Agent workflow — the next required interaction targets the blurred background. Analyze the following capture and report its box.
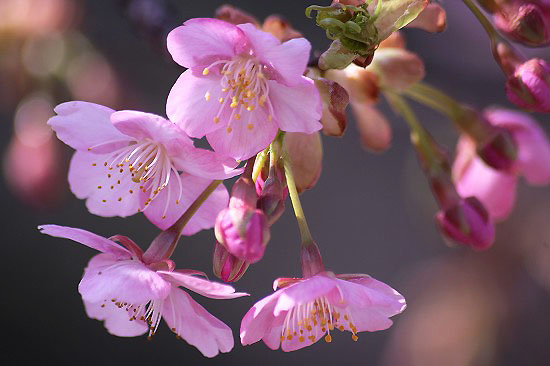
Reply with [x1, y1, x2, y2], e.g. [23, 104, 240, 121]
[2, 0, 550, 365]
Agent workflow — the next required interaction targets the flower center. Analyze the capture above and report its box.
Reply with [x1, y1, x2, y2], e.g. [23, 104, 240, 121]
[203, 56, 274, 133]
[87, 139, 183, 217]
[281, 296, 359, 344]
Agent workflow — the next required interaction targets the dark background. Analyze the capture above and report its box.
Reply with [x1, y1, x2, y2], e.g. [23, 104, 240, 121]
[2, 0, 550, 365]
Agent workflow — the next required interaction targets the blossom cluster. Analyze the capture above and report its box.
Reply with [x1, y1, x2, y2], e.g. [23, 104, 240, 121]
[36, 0, 550, 359]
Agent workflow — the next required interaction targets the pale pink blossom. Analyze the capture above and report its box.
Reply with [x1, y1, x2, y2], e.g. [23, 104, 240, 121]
[39, 224, 247, 357]
[240, 272, 405, 351]
[48, 101, 241, 232]
[166, 18, 322, 160]
[453, 108, 550, 221]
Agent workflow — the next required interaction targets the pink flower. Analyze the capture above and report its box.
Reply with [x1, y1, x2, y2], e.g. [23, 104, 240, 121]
[506, 58, 550, 113]
[453, 108, 550, 221]
[166, 18, 322, 161]
[240, 272, 405, 351]
[48, 101, 241, 232]
[39, 224, 248, 357]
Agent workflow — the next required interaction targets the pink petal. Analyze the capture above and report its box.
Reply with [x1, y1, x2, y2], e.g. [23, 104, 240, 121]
[38, 225, 130, 258]
[141, 172, 229, 233]
[111, 110, 193, 152]
[171, 144, 242, 180]
[167, 18, 246, 69]
[79, 254, 171, 304]
[48, 101, 130, 152]
[335, 276, 407, 316]
[162, 288, 234, 358]
[240, 291, 282, 346]
[68, 151, 142, 218]
[166, 70, 232, 138]
[407, 3, 446, 32]
[83, 299, 148, 337]
[206, 107, 279, 161]
[159, 270, 248, 299]
[455, 156, 518, 221]
[268, 78, 322, 134]
[486, 108, 550, 185]
[339, 304, 394, 332]
[237, 23, 310, 86]
[273, 275, 339, 316]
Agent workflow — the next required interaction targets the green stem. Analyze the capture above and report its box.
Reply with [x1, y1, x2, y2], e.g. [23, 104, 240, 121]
[385, 91, 443, 172]
[462, 0, 499, 40]
[252, 148, 269, 183]
[143, 180, 222, 262]
[282, 151, 314, 246]
[404, 82, 463, 120]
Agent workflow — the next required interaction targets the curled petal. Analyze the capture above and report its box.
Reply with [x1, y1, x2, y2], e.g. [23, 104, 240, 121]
[159, 271, 248, 299]
[38, 225, 130, 259]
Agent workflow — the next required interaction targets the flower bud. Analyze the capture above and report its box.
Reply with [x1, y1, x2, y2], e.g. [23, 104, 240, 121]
[283, 132, 323, 193]
[494, 3, 550, 47]
[407, 3, 447, 33]
[435, 196, 496, 251]
[214, 4, 259, 26]
[506, 58, 550, 113]
[262, 15, 302, 42]
[368, 48, 425, 92]
[229, 175, 258, 209]
[212, 242, 249, 282]
[257, 166, 288, 226]
[215, 206, 270, 263]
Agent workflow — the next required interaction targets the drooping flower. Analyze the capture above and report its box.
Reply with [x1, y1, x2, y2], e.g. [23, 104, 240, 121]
[39, 224, 248, 357]
[453, 108, 550, 221]
[48, 101, 241, 232]
[166, 18, 322, 161]
[240, 272, 406, 351]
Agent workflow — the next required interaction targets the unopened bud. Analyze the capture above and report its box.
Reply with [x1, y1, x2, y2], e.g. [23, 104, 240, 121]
[506, 58, 550, 113]
[229, 175, 258, 209]
[494, 4, 550, 47]
[213, 242, 249, 282]
[435, 196, 496, 251]
[257, 167, 288, 226]
[215, 206, 270, 263]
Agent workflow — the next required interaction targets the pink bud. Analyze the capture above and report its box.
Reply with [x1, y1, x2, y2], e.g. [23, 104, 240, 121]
[476, 128, 518, 171]
[229, 175, 258, 209]
[215, 206, 270, 263]
[494, 3, 550, 47]
[435, 196, 496, 251]
[212, 242, 249, 282]
[257, 167, 288, 226]
[407, 3, 447, 33]
[214, 4, 259, 26]
[506, 58, 550, 113]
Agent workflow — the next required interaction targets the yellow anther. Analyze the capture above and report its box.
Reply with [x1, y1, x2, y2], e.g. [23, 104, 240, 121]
[247, 105, 255, 111]
[213, 117, 220, 123]
[324, 334, 332, 343]
[339, 325, 345, 331]
[202, 68, 209, 75]
[287, 335, 293, 340]
[226, 126, 233, 133]
[352, 334, 358, 342]
[247, 123, 254, 130]
[218, 97, 224, 103]
[204, 92, 211, 101]
[222, 88, 229, 93]
[235, 114, 241, 120]
[299, 336, 305, 342]
[268, 114, 273, 121]
[230, 98, 238, 108]
[259, 95, 266, 107]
